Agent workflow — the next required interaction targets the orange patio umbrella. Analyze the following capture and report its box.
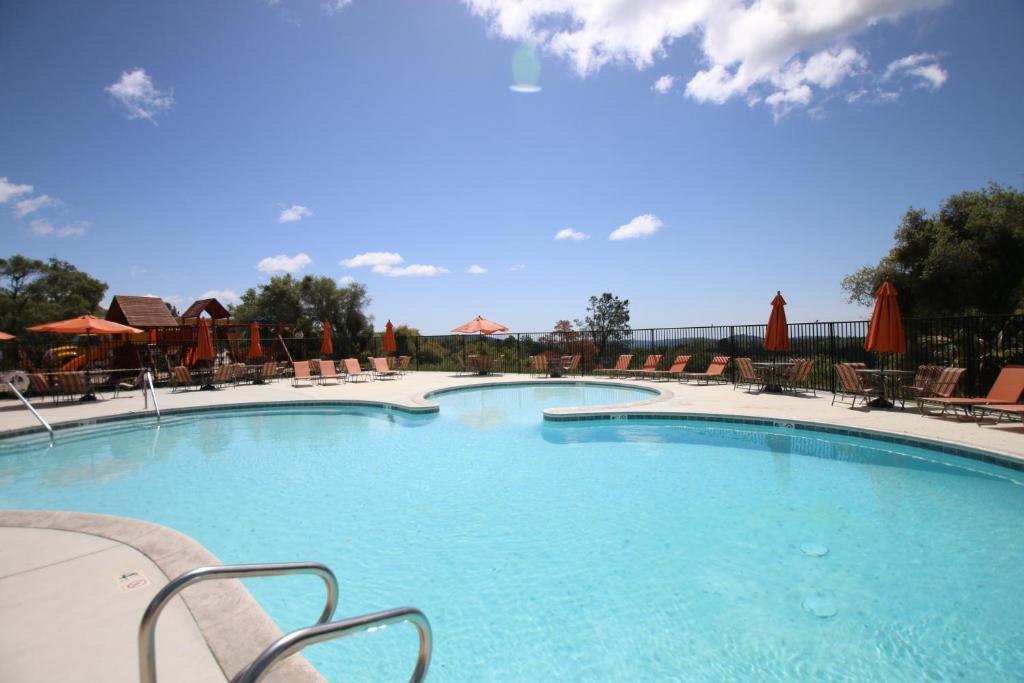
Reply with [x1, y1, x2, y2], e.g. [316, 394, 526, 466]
[148, 329, 158, 345]
[194, 318, 215, 363]
[0, 331, 15, 341]
[27, 315, 143, 336]
[763, 291, 789, 352]
[247, 321, 263, 360]
[864, 281, 906, 354]
[383, 320, 397, 355]
[451, 315, 509, 335]
[320, 321, 333, 357]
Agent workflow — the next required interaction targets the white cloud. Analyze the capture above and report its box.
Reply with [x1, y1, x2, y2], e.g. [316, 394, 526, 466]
[652, 74, 675, 94]
[322, 0, 352, 14]
[130, 265, 147, 278]
[555, 228, 590, 241]
[467, 264, 488, 274]
[373, 264, 449, 278]
[29, 219, 86, 238]
[0, 177, 33, 203]
[609, 214, 663, 241]
[884, 52, 947, 89]
[465, 0, 947, 115]
[277, 204, 312, 223]
[14, 194, 56, 217]
[105, 68, 174, 124]
[341, 251, 404, 268]
[199, 289, 241, 305]
[507, 263, 526, 271]
[256, 252, 312, 274]
[337, 275, 356, 285]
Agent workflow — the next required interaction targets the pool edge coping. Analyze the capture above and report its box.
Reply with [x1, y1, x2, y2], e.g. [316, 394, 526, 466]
[0, 510, 326, 683]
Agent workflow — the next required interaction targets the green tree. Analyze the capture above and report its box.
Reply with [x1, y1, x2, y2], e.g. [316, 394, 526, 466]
[0, 255, 107, 331]
[576, 293, 630, 358]
[842, 184, 1024, 316]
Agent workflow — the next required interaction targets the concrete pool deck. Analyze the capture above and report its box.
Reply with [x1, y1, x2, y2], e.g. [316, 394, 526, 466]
[1, 371, 1022, 682]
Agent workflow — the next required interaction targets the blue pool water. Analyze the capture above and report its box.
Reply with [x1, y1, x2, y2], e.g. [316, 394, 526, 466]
[1, 383, 1023, 682]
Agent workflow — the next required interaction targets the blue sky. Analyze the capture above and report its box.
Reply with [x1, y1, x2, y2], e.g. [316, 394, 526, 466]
[2, 0, 1022, 333]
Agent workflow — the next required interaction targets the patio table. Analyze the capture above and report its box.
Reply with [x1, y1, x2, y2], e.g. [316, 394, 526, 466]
[468, 355, 493, 375]
[752, 361, 795, 393]
[855, 368, 913, 409]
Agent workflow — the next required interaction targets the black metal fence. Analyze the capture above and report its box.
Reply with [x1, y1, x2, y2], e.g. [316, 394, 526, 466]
[4, 315, 1022, 396]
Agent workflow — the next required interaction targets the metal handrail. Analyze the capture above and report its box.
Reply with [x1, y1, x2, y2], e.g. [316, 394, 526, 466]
[143, 370, 160, 423]
[6, 381, 53, 443]
[231, 607, 431, 683]
[138, 562, 338, 683]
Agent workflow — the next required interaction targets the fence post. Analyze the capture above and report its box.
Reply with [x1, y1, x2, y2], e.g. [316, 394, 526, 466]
[828, 322, 836, 394]
[728, 326, 735, 383]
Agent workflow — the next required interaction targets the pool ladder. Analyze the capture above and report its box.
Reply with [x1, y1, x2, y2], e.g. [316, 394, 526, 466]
[138, 562, 431, 683]
[5, 380, 53, 443]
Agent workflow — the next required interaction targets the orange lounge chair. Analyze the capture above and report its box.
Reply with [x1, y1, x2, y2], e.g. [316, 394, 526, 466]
[680, 356, 730, 384]
[318, 359, 343, 385]
[647, 355, 689, 382]
[972, 403, 1024, 426]
[370, 357, 399, 380]
[623, 354, 662, 379]
[595, 354, 632, 377]
[918, 365, 1024, 418]
[343, 358, 369, 383]
[292, 360, 315, 387]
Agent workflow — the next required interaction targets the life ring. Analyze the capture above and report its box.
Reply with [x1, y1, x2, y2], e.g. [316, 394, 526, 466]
[1, 371, 30, 393]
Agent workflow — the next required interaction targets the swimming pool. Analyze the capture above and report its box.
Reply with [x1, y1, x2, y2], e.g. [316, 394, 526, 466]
[1, 383, 1022, 682]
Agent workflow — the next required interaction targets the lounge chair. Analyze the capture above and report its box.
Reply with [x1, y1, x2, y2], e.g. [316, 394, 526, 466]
[733, 358, 764, 392]
[172, 366, 198, 392]
[595, 354, 632, 378]
[260, 361, 279, 383]
[343, 358, 370, 383]
[781, 359, 816, 395]
[397, 356, 412, 375]
[973, 403, 1024, 426]
[648, 355, 689, 382]
[27, 373, 57, 402]
[370, 357, 398, 380]
[318, 359, 343, 385]
[623, 354, 662, 379]
[831, 363, 882, 408]
[112, 370, 146, 398]
[212, 364, 236, 389]
[56, 371, 87, 402]
[680, 356, 730, 384]
[291, 360, 315, 387]
[562, 354, 581, 377]
[529, 354, 548, 378]
[918, 365, 1024, 418]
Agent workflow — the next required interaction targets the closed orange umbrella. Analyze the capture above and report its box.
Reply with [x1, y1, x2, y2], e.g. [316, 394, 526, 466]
[763, 291, 789, 352]
[320, 321, 333, 357]
[27, 315, 143, 335]
[195, 318, 215, 363]
[148, 328, 158, 344]
[451, 315, 509, 335]
[383, 320, 397, 354]
[0, 331, 15, 341]
[247, 321, 263, 360]
[864, 281, 906, 353]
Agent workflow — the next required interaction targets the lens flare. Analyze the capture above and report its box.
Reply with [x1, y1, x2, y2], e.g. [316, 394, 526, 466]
[510, 43, 541, 93]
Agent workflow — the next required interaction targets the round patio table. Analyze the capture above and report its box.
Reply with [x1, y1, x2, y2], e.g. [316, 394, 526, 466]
[855, 368, 913, 409]
[752, 361, 795, 393]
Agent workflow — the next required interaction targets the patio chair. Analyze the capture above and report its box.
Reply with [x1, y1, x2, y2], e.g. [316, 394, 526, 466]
[370, 357, 399, 380]
[917, 365, 1024, 418]
[291, 360, 315, 387]
[733, 358, 764, 392]
[595, 354, 633, 378]
[623, 354, 662, 379]
[781, 359, 816, 396]
[112, 370, 146, 398]
[680, 356, 730, 384]
[56, 371, 87, 402]
[397, 356, 412, 375]
[528, 354, 547, 378]
[647, 355, 690, 382]
[260, 361, 279, 383]
[899, 365, 943, 404]
[318, 359, 343, 385]
[454, 355, 469, 376]
[212, 364, 236, 389]
[343, 358, 370, 383]
[308, 359, 322, 377]
[561, 354, 581, 377]
[28, 373, 57, 402]
[831, 363, 882, 408]
[172, 366, 198, 392]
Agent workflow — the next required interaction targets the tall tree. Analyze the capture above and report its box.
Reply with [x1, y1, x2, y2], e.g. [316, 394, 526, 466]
[576, 293, 630, 358]
[0, 255, 107, 331]
[842, 184, 1024, 316]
